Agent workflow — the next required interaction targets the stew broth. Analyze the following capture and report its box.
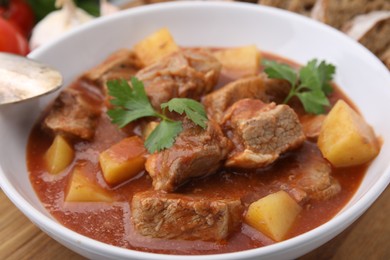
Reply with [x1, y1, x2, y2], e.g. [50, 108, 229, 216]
[27, 51, 367, 255]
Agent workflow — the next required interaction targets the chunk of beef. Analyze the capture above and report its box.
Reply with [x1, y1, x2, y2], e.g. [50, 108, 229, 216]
[82, 49, 143, 104]
[203, 74, 290, 123]
[300, 114, 326, 140]
[277, 144, 341, 202]
[84, 49, 142, 84]
[203, 76, 268, 123]
[131, 191, 243, 241]
[43, 88, 101, 140]
[136, 49, 221, 108]
[261, 73, 292, 104]
[145, 119, 231, 192]
[295, 152, 341, 200]
[222, 99, 305, 168]
[280, 186, 309, 204]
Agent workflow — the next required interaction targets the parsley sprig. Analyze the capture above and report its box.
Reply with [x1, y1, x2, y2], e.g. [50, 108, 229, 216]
[263, 59, 336, 114]
[107, 77, 208, 153]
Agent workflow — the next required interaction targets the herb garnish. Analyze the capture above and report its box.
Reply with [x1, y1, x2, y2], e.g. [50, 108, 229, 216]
[107, 77, 208, 153]
[263, 59, 336, 114]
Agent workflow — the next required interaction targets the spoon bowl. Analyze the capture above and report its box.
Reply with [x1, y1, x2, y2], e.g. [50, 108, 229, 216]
[0, 52, 62, 105]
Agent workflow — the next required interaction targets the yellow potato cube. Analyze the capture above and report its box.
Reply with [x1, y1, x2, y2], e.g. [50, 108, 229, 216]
[99, 136, 147, 186]
[134, 28, 179, 66]
[142, 121, 159, 140]
[44, 135, 74, 175]
[318, 100, 380, 167]
[245, 190, 302, 241]
[214, 45, 261, 77]
[65, 166, 113, 202]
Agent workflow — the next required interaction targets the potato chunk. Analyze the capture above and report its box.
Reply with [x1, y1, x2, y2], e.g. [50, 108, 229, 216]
[318, 100, 380, 167]
[245, 190, 302, 241]
[134, 28, 179, 66]
[99, 136, 147, 186]
[65, 166, 113, 202]
[142, 121, 159, 140]
[44, 135, 74, 174]
[214, 45, 261, 77]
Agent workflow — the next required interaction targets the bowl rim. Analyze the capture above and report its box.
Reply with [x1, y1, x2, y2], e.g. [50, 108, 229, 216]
[1, 1, 390, 259]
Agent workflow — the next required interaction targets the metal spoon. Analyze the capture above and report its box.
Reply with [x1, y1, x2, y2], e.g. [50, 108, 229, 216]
[0, 53, 62, 105]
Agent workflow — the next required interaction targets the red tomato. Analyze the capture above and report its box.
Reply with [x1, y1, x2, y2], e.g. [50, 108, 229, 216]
[0, 0, 35, 38]
[0, 17, 29, 55]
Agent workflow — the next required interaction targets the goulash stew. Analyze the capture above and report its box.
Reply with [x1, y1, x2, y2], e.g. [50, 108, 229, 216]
[27, 28, 381, 255]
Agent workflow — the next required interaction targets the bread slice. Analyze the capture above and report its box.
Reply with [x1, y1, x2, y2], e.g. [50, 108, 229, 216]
[258, 0, 316, 16]
[311, 0, 390, 29]
[380, 48, 390, 70]
[343, 11, 390, 57]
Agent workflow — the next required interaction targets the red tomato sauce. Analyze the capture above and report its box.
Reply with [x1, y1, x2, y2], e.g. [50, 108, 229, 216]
[26, 51, 367, 255]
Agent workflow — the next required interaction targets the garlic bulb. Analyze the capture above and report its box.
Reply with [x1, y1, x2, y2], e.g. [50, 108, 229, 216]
[100, 0, 119, 16]
[30, 0, 94, 50]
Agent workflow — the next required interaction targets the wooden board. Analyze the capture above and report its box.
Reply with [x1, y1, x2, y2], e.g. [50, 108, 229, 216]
[1, 187, 389, 259]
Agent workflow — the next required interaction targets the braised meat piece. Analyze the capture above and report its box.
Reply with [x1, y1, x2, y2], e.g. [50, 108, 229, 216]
[294, 150, 341, 200]
[43, 88, 101, 140]
[262, 74, 292, 104]
[300, 114, 326, 140]
[84, 49, 142, 84]
[136, 49, 221, 108]
[131, 191, 243, 241]
[278, 147, 341, 202]
[222, 99, 305, 168]
[82, 49, 143, 104]
[203, 76, 268, 123]
[145, 119, 231, 192]
[203, 75, 290, 123]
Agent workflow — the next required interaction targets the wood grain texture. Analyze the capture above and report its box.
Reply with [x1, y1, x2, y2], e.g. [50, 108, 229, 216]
[1, 187, 389, 259]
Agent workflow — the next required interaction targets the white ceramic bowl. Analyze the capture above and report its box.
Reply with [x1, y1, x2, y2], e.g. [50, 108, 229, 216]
[1, 2, 390, 260]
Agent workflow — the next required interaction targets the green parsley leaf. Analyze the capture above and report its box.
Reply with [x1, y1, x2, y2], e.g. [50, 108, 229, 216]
[299, 59, 322, 91]
[297, 90, 330, 114]
[161, 98, 208, 129]
[107, 78, 158, 127]
[107, 77, 209, 153]
[263, 59, 297, 87]
[144, 120, 183, 153]
[263, 58, 336, 114]
[317, 60, 336, 95]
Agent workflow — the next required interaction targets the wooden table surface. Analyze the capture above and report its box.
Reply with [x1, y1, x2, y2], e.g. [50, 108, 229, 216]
[1, 186, 389, 260]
